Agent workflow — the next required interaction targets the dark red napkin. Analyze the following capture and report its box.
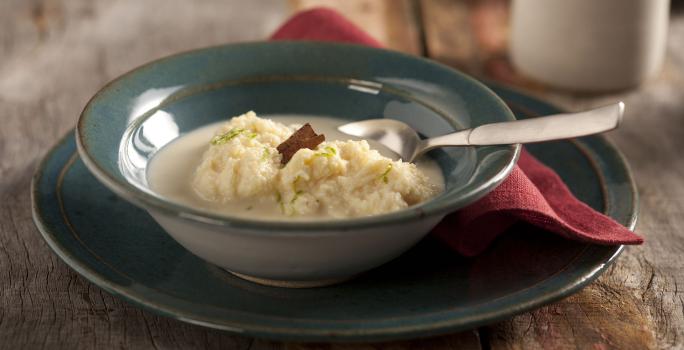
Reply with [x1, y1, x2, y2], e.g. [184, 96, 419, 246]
[271, 8, 643, 256]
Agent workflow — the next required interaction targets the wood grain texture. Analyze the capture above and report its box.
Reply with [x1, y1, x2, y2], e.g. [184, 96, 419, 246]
[420, 0, 541, 87]
[2, 0, 683, 349]
[0, 0, 477, 349]
[421, 0, 684, 349]
[290, 0, 422, 55]
[0, 0, 278, 349]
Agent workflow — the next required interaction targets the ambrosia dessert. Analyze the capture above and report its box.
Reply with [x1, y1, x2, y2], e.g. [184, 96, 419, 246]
[149, 111, 443, 219]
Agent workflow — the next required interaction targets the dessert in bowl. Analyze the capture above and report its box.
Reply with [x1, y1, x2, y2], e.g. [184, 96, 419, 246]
[76, 41, 519, 287]
[150, 111, 445, 221]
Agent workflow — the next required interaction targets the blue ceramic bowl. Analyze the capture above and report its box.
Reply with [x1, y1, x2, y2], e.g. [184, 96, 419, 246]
[76, 42, 519, 287]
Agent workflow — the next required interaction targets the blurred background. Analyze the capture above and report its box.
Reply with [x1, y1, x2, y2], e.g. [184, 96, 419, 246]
[1, 0, 681, 95]
[2, 0, 681, 174]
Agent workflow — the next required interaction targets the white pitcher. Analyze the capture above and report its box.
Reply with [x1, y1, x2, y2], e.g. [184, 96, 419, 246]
[510, 0, 670, 91]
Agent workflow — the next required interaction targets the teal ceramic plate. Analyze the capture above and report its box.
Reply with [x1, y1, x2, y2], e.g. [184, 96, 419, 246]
[32, 84, 637, 342]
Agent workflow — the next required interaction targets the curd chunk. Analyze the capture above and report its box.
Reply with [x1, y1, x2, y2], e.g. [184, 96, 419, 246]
[191, 111, 438, 218]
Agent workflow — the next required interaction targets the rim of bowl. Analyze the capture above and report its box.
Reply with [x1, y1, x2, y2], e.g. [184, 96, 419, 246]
[76, 41, 521, 232]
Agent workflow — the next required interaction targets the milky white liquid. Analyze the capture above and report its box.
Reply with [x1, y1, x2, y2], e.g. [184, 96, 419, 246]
[147, 116, 445, 220]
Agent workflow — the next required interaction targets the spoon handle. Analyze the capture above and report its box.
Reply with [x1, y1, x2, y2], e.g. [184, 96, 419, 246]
[421, 102, 624, 151]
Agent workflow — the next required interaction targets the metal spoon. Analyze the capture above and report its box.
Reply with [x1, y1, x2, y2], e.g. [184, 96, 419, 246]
[338, 102, 624, 162]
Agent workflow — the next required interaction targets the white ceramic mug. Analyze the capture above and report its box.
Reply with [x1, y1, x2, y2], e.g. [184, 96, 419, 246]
[510, 0, 670, 91]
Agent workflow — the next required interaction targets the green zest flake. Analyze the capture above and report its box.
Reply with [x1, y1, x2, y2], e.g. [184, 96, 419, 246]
[290, 175, 304, 204]
[276, 192, 285, 213]
[314, 146, 337, 158]
[291, 190, 304, 204]
[292, 176, 302, 191]
[380, 163, 393, 184]
[261, 147, 271, 161]
[290, 176, 305, 204]
[210, 128, 245, 145]
[248, 131, 258, 139]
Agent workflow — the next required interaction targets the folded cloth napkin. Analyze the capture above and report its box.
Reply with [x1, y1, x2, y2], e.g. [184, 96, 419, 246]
[271, 8, 644, 256]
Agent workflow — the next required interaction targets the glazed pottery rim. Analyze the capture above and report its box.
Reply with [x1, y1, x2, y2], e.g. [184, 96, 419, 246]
[75, 41, 521, 231]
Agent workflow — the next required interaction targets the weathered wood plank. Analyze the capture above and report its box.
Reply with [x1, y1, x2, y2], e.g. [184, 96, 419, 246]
[420, 0, 540, 87]
[0, 0, 479, 349]
[420, 0, 684, 349]
[420, 0, 477, 72]
[251, 331, 482, 350]
[290, 0, 422, 55]
[2, 0, 684, 348]
[0, 0, 284, 349]
[485, 266, 658, 349]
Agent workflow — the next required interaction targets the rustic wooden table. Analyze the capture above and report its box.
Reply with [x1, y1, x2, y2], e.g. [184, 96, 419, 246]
[2, 1, 683, 349]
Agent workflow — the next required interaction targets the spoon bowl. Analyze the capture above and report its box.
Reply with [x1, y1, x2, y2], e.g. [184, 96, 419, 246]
[338, 119, 424, 161]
